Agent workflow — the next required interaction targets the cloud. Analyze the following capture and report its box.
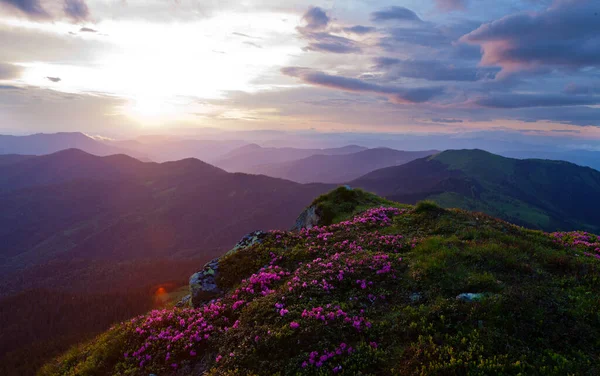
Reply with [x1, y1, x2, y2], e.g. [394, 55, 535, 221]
[371, 6, 422, 23]
[63, 0, 89, 21]
[434, 0, 468, 12]
[232, 32, 259, 39]
[282, 67, 444, 104]
[460, 0, 600, 74]
[243, 41, 262, 49]
[0, 84, 23, 90]
[342, 25, 377, 35]
[46, 76, 62, 82]
[0, 0, 49, 18]
[564, 83, 600, 95]
[431, 118, 464, 123]
[302, 32, 361, 54]
[476, 93, 600, 108]
[80, 27, 97, 33]
[296, 6, 361, 54]
[0, 62, 23, 80]
[374, 57, 497, 81]
[301, 6, 330, 31]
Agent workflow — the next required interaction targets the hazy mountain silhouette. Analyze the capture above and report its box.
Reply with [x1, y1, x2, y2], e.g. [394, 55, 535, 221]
[0, 149, 331, 294]
[0, 132, 140, 158]
[214, 144, 367, 172]
[247, 148, 438, 183]
[111, 136, 248, 163]
[352, 149, 600, 232]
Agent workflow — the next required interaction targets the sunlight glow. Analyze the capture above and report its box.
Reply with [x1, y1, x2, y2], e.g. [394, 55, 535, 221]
[11, 11, 303, 125]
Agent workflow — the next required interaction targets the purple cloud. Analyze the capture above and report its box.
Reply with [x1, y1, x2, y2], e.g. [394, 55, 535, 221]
[302, 6, 330, 30]
[476, 93, 600, 108]
[434, 0, 467, 12]
[373, 57, 497, 82]
[343, 25, 377, 35]
[302, 32, 361, 54]
[0, 0, 49, 18]
[0, 62, 23, 80]
[371, 6, 422, 23]
[460, 0, 600, 74]
[282, 67, 444, 104]
[64, 0, 89, 21]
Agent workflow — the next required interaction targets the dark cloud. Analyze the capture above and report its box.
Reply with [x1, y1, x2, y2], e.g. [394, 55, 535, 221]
[476, 93, 600, 108]
[515, 105, 600, 126]
[374, 57, 497, 81]
[0, 0, 49, 18]
[46, 76, 62, 82]
[301, 6, 330, 31]
[0, 62, 23, 80]
[0, 84, 23, 90]
[564, 83, 600, 95]
[377, 20, 480, 51]
[244, 41, 262, 49]
[79, 27, 97, 33]
[297, 7, 361, 54]
[342, 25, 377, 35]
[434, 0, 468, 12]
[302, 32, 361, 54]
[431, 118, 464, 123]
[460, 0, 600, 74]
[63, 0, 89, 21]
[282, 67, 444, 103]
[371, 6, 422, 23]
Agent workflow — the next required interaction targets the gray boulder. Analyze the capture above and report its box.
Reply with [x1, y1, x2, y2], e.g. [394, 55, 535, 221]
[291, 205, 321, 231]
[226, 230, 267, 256]
[190, 258, 221, 307]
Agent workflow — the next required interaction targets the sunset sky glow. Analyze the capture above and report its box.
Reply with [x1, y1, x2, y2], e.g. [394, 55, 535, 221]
[0, 0, 599, 140]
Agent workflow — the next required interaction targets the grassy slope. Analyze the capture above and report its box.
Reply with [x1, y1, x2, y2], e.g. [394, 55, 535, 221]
[427, 150, 600, 232]
[40, 188, 600, 376]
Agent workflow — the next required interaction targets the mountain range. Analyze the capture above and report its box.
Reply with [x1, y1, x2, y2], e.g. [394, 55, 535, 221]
[352, 149, 600, 232]
[240, 148, 438, 183]
[0, 149, 330, 374]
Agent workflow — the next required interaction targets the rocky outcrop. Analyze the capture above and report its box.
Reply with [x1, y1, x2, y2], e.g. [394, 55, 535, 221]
[291, 205, 321, 231]
[188, 231, 269, 308]
[226, 230, 268, 256]
[189, 258, 221, 307]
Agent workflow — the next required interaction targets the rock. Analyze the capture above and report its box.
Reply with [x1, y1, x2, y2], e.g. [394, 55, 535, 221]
[175, 294, 191, 308]
[190, 258, 222, 308]
[291, 205, 321, 231]
[456, 293, 486, 302]
[226, 230, 267, 256]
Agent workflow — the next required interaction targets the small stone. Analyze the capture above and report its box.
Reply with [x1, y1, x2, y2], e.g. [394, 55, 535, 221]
[456, 293, 486, 302]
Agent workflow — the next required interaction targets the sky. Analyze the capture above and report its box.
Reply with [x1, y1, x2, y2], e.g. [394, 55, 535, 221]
[0, 0, 600, 142]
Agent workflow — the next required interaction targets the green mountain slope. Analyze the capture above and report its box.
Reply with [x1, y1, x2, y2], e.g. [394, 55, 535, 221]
[352, 149, 600, 232]
[41, 188, 600, 376]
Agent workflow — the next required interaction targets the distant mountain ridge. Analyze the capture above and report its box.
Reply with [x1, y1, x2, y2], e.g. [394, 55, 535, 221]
[246, 148, 438, 183]
[352, 149, 600, 232]
[0, 132, 140, 158]
[214, 144, 368, 172]
[0, 149, 331, 285]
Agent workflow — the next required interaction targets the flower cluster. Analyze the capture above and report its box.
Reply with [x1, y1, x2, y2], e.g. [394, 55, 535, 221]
[122, 207, 408, 373]
[302, 342, 354, 369]
[300, 305, 372, 331]
[551, 231, 600, 260]
[127, 301, 229, 369]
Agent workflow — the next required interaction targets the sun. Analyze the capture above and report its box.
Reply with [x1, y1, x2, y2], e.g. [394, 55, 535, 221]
[125, 97, 180, 125]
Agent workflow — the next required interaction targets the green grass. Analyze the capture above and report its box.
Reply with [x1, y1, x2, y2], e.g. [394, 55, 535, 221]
[41, 189, 600, 376]
[311, 186, 404, 225]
